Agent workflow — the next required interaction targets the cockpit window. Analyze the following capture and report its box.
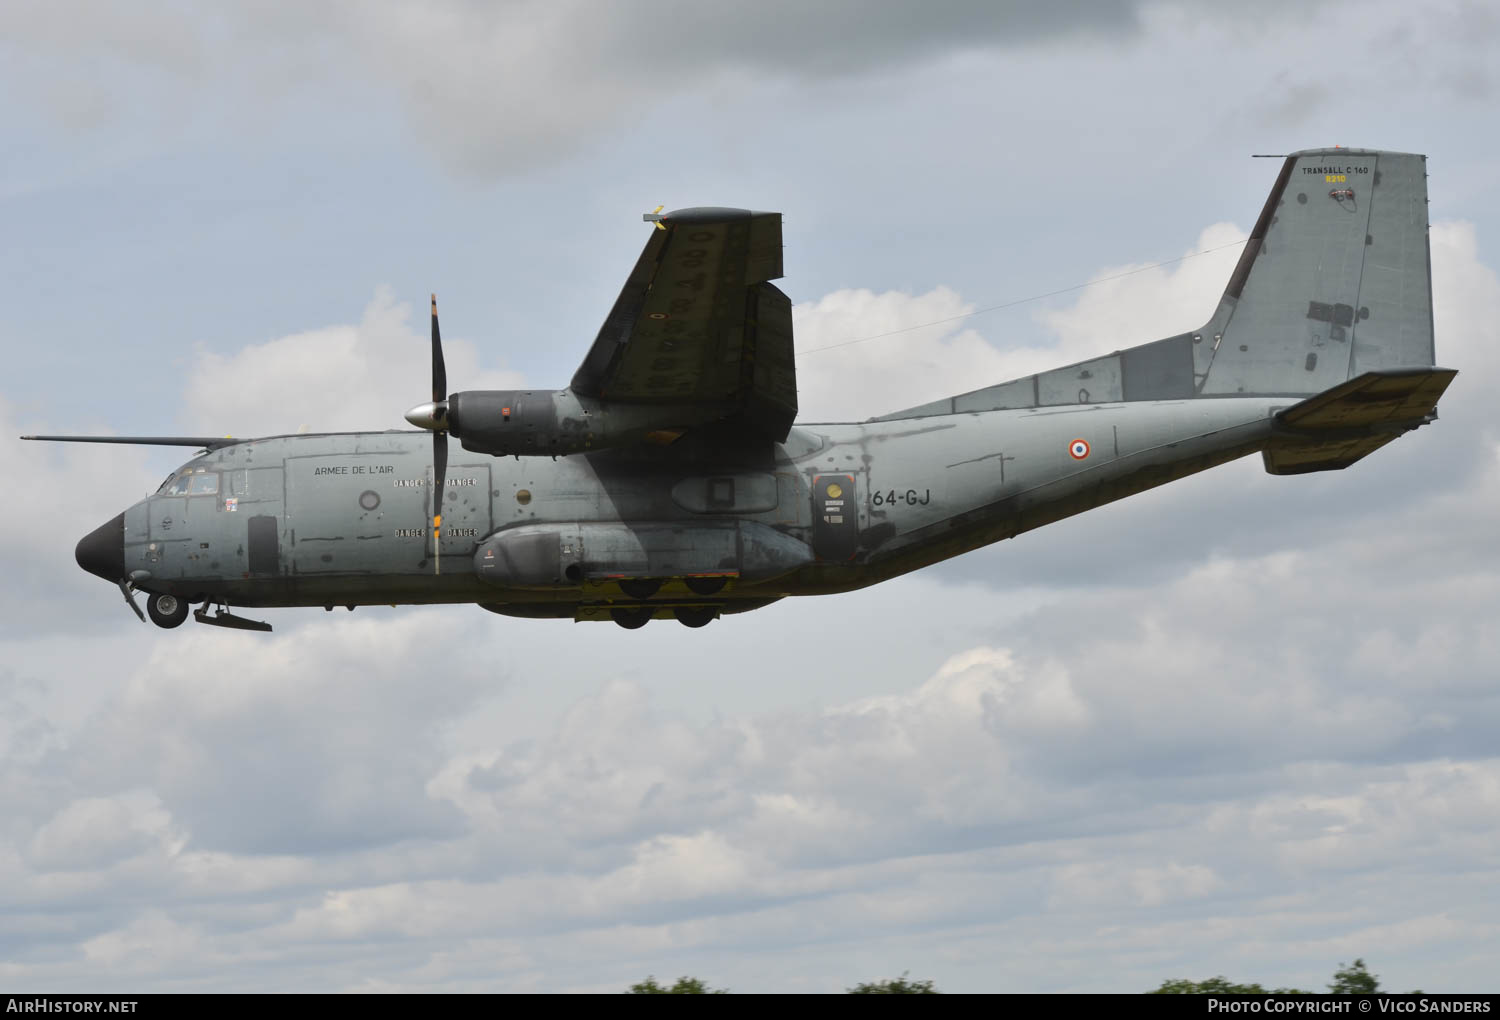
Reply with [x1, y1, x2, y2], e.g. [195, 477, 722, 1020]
[157, 473, 176, 494]
[187, 472, 220, 495]
[169, 475, 192, 495]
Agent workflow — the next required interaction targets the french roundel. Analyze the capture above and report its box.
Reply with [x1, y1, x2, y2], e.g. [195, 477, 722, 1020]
[1069, 438, 1090, 460]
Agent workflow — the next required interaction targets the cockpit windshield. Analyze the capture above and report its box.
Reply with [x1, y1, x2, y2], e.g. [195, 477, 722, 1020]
[157, 467, 217, 496]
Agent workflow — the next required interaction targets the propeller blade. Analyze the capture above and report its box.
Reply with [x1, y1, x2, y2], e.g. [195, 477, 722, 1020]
[432, 430, 447, 576]
[424, 293, 449, 574]
[431, 294, 447, 406]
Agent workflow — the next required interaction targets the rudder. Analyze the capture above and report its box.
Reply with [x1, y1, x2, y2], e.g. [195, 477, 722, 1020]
[1198, 148, 1435, 395]
[872, 148, 1439, 421]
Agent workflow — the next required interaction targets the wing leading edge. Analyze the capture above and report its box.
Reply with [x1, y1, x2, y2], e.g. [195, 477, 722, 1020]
[21, 435, 240, 450]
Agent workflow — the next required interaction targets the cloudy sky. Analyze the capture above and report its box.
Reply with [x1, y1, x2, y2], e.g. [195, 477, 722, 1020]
[3, 0, 1499, 994]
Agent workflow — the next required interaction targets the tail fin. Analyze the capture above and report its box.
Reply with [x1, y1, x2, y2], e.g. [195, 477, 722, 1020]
[1199, 147, 1435, 394]
[874, 148, 1440, 420]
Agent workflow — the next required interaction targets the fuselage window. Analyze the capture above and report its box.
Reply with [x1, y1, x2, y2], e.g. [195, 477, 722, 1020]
[187, 473, 220, 496]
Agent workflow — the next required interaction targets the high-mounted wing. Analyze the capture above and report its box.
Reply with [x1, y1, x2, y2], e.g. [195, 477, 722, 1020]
[572, 207, 797, 442]
[21, 435, 240, 450]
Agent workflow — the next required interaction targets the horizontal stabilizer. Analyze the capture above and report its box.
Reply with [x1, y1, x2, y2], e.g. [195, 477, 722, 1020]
[1262, 367, 1456, 474]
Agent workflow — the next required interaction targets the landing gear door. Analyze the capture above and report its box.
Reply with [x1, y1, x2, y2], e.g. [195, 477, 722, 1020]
[811, 473, 860, 562]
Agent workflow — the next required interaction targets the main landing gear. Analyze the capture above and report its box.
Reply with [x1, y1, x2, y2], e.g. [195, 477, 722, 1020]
[608, 605, 721, 630]
[610, 607, 652, 629]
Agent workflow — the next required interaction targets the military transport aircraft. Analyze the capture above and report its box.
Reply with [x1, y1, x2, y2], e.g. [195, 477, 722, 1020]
[25, 147, 1455, 632]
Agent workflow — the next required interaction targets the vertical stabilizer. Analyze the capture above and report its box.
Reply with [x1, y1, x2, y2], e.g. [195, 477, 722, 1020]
[1198, 148, 1435, 395]
[874, 148, 1439, 421]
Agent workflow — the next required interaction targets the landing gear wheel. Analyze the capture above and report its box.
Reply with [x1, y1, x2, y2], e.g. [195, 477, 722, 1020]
[146, 593, 190, 629]
[675, 608, 717, 628]
[618, 579, 661, 600]
[684, 576, 727, 596]
[611, 607, 653, 630]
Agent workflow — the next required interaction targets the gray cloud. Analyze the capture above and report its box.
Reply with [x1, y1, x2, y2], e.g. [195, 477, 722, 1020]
[932, 220, 1500, 591]
[5, 450, 1498, 986]
[4, 0, 1500, 992]
[53, 617, 487, 856]
[5, 212, 1494, 991]
[0, 1, 1138, 177]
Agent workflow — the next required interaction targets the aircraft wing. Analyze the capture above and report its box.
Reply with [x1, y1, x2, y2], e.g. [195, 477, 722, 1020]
[571, 207, 797, 441]
[21, 434, 240, 450]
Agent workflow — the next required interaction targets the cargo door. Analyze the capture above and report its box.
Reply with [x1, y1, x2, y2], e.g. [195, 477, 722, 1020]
[229, 466, 285, 577]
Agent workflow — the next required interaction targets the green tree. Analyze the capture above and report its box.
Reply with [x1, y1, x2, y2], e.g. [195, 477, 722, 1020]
[1150, 959, 1400, 995]
[847, 972, 939, 994]
[1329, 959, 1379, 995]
[1150, 977, 1273, 994]
[1150, 977, 1312, 994]
[626, 975, 728, 994]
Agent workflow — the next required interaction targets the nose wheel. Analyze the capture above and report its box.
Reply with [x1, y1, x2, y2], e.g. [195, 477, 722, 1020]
[146, 593, 190, 629]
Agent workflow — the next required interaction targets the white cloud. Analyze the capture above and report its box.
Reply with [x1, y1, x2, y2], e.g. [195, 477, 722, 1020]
[1035, 221, 1248, 355]
[0, 398, 166, 634]
[793, 222, 1248, 421]
[4, 205, 1498, 992]
[181, 287, 524, 437]
[794, 287, 1013, 420]
[27, 791, 179, 873]
[74, 613, 487, 855]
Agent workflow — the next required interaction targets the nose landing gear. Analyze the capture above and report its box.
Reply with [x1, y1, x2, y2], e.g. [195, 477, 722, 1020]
[146, 592, 190, 629]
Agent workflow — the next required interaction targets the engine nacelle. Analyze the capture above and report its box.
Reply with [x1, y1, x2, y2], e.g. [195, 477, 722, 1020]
[473, 520, 813, 591]
[448, 390, 725, 457]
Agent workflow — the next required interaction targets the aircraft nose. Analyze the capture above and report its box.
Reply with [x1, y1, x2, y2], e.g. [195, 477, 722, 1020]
[75, 513, 125, 582]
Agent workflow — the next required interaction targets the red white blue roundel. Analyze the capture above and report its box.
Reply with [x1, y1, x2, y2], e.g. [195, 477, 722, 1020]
[1069, 438, 1090, 460]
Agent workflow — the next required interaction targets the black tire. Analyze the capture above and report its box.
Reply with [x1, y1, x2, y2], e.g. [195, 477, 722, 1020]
[611, 607, 652, 630]
[147, 593, 190, 629]
[618, 578, 661, 600]
[684, 575, 727, 596]
[675, 607, 717, 629]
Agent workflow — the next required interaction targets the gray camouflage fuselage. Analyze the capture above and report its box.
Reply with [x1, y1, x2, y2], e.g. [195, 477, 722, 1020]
[124, 393, 1282, 620]
[57, 147, 1454, 628]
